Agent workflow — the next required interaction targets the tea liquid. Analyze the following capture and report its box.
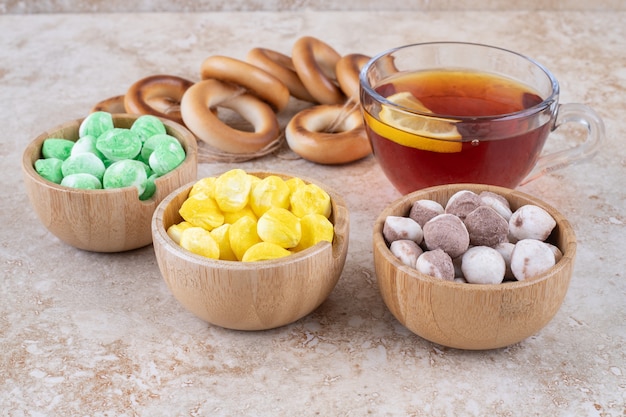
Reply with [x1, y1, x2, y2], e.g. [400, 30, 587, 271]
[366, 70, 549, 193]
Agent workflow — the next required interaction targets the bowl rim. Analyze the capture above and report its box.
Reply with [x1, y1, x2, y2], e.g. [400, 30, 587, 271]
[21, 113, 198, 202]
[373, 183, 576, 290]
[151, 170, 350, 267]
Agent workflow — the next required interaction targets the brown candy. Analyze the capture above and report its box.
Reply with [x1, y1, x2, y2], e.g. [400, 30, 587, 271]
[423, 213, 469, 259]
[464, 205, 509, 247]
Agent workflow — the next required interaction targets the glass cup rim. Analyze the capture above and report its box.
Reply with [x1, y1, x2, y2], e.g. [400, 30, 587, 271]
[359, 41, 560, 122]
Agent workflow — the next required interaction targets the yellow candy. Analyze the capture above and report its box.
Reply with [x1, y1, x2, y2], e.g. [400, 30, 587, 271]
[179, 227, 220, 259]
[178, 193, 224, 231]
[293, 213, 334, 252]
[250, 175, 291, 217]
[189, 176, 216, 198]
[229, 216, 262, 261]
[223, 205, 258, 225]
[290, 183, 332, 218]
[285, 176, 306, 194]
[213, 169, 253, 212]
[166, 221, 193, 244]
[257, 207, 302, 249]
[242, 242, 291, 262]
[210, 223, 238, 261]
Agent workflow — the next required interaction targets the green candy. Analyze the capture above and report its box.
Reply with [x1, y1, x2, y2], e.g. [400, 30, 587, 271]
[35, 158, 64, 184]
[61, 173, 103, 189]
[131, 115, 167, 143]
[61, 153, 106, 181]
[140, 133, 180, 162]
[42, 138, 74, 160]
[79, 111, 114, 138]
[103, 159, 148, 196]
[71, 134, 105, 159]
[139, 174, 158, 201]
[96, 128, 142, 162]
[149, 141, 186, 176]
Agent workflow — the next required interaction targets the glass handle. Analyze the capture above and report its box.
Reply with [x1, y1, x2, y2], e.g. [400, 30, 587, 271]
[521, 103, 605, 186]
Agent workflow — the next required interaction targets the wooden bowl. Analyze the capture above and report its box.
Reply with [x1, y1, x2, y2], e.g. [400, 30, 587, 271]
[373, 183, 576, 350]
[151, 172, 350, 331]
[22, 114, 198, 252]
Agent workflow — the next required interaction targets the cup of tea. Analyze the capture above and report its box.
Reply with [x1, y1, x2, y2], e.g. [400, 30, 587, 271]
[359, 42, 605, 194]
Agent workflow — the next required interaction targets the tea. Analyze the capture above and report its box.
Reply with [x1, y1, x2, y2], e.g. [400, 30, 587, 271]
[363, 70, 549, 193]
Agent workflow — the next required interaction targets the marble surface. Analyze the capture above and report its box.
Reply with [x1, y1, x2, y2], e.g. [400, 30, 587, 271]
[1, 9, 625, 417]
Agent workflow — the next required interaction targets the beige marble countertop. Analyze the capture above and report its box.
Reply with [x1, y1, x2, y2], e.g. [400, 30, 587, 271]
[1, 9, 625, 417]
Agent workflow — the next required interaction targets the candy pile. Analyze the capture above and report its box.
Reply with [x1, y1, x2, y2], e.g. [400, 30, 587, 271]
[168, 169, 334, 262]
[34, 112, 186, 200]
[383, 189, 561, 284]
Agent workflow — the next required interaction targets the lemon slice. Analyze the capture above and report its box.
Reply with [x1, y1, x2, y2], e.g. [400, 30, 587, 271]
[366, 91, 462, 153]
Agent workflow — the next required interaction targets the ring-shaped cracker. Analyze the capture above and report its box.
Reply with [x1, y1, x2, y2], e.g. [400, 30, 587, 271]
[124, 74, 194, 125]
[246, 47, 317, 103]
[336, 53, 371, 103]
[285, 104, 372, 164]
[181, 79, 280, 154]
[200, 55, 290, 112]
[292, 36, 345, 105]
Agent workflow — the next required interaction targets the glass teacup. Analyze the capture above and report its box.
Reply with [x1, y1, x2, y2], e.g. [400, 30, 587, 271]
[360, 42, 605, 194]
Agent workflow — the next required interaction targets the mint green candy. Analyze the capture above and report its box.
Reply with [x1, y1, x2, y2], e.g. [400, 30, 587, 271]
[149, 141, 186, 176]
[42, 138, 74, 160]
[140, 133, 180, 161]
[103, 160, 148, 196]
[71, 134, 105, 159]
[61, 153, 106, 181]
[61, 173, 103, 189]
[79, 111, 114, 138]
[35, 158, 64, 184]
[139, 174, 158, 201]
[131, 115, 167, 143]
[96, 128, 142, 162]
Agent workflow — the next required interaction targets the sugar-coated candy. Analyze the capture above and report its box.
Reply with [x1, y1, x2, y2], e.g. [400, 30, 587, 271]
[149, 141, 185, 176]
[250, 175, 291, 217]
[293, 213, 334, 252]
[139, 173, 157, 201]
[290, 183, 331, 218]
[445, 190, 481, 220]
[35, 158, 63, 184]
[416, 248, 455, 281]
[79, 111, 114, 139]
[96, 128, 142, 162]
[180, 227, 220, 259]
[61, 152, 106, 181]
[229, 216, 262, 261]
[383, 216, 423, 244]
[423, 213, 469, 259]
[210, 224, 238, 261]
[140, 133, 180, 161]
[214, 169, 253, 212]
[409, 199, 444, 227]
[102, 159, 148, 195]
[479, 191, 512, 221]
[461, 246, 506, 284]
[130, 114, 167, 143]
[242, 242, 291, 262]
[60, 173, 102, 189]
[389, 239, 423, 268]
[178, 193, 224, 230]
[167, 221, 193, 245]
[70, 135, 104, 160]
[42, 138, 74, 160]
[510, 239, 555, 281]
[509, 205, 556, 241]
[463, 205, 508, 247]
[257, 207, 302, 249]
[189, 176, 216, 198]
